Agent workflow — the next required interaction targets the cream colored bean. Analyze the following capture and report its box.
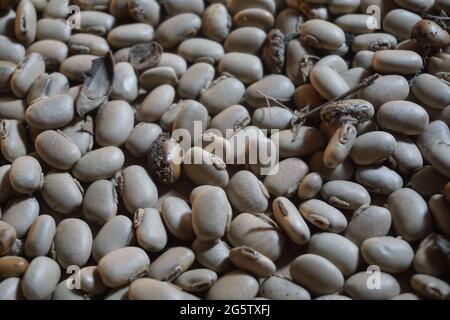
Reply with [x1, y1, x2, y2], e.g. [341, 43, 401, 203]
[125, 123, 162, 158]
[15, 0, 37, 46]
[147, 247, 194, 281]
[82, 179, 118, 225]
[174, 269, 218, 293]
[0, 277, 23, 300]
[207, 270, 259, 300]
[98, 247, 150, 288]
[290, 254, 344, 296]
[59, 54, 97, 82]
[252, 107, 293, 130]
[0, 63, 15, 94]
[412, 73, 450, 109]
[191, 186, 231, 241]
[134, 208, 167, 253]
[218, 53, 263, 85]
[344, 271, 400, 300]
[310, 65, 350, 100]
[0, 98, 26, 121]
[227, 213, 285, 261]
[361, 236, 414, 273]
[72, 146, 124, 182]
[95, 101, 134, 147]
[308, 233, 360, 277]
[36, 18, 70, 42]
[350, 131, 396, 165]
[25, 94, 74, 130]
[233, 8, 275, 32]
[35, 130, 81, 170]
[229, 246, 276, 277]
[345, 204, 391, 247]
[372, 50, 423, 75]
[273, 197, 310, 245]
[24, 214, 55, 259]
[128, 278, 197, 300]
[92, 215, 134, 262]
[2, 196, 39, 238]
[54, 218, 92, 269]
[355, 165, 403, 195]
[61, 116, 94, 156]
[388, 188, 432, 242]
[321, 180, 371, 210]
[209, 105, 250, 136]
[226, 170, 269, 214]
[377, 100, 429, 135]
[160, 196, 195, 241]
[107, 23, 153, 48]
[298, 199, 348, 233]
[263, 158, 309, 197]
[111, 62, 138, 103]
[352, 33, 397, 52]
[298, 172, 323, 200]
[25, 72, 69, 104]
[392, 135, 423, 174]
[272, 127, 324, 158]
[382, 9, 421, 40]
[9, 156, 42, 194]
[299, 19, 346, 51]
[178, 63, 215, 99]
[0, 36, 25, 63]
[192, 239, 231, 273]
[21, 256, 60, 300]
[183, 147, 229, 188]
[224, 27, 267, 55]
[41, 171, 83, 215]
[68, 33, 110, 56]
[137, 85, 175, 122]
[0, 119, 29, 162]
[202, 3, 231, 42]
[200, 77, 245, 115]
[178, 38, 224, 64]
[323, 124, 357, 168]
[260, 276, 311, 300]
[119, 165, 158, 214]
[10, 53, 45, 98]
[245, 75, 295, 108]
[156, 13, 201, 49]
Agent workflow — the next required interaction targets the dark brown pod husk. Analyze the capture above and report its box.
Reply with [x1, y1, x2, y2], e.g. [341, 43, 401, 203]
[147, 133, 182, 185]
[76, 51, 115, 117]
[320, 100, 373, 131]
[129, 42, 163, 73]
[411, 19, 450, 51]
[0, 0, 18, 10]
[262, 29, 286, 74]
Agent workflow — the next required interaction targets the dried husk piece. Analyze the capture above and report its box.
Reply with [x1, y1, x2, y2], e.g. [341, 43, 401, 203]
[262, 29, 286, 74]
[320, 100, 373, 131]
[76, 51, 115, 117]
[129, 42, 163, 73]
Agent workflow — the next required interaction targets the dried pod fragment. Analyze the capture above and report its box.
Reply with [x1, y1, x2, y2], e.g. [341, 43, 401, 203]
[147, 133, 182, 185]
[262, 29, 286, 74]
[320, 100, 374, 131]
[76, 51, 115, 117]
[129, 42, 163, 73]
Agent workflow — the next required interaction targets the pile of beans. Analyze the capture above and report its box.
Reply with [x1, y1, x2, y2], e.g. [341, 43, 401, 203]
[0, 0, 450, 301]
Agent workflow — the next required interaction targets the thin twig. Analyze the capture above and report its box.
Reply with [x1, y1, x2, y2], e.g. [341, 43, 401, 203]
[290, 73, 380, 142]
